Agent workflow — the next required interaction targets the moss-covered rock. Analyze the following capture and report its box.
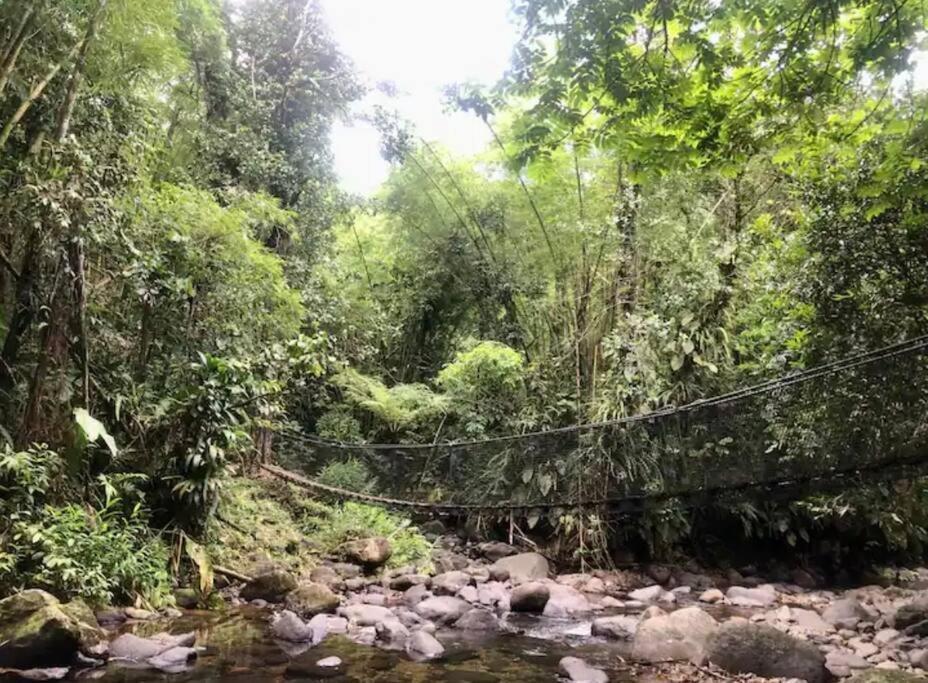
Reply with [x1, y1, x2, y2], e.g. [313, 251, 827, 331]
[284, 582, 340, 617]
[341, 537, 392, 568]
[706, 620, 826, 683]
[173, 588, 200, 609]
[58, 598, 98, 628]
[240, 569, 298, 602]
[0, 590, 106, 668]
[848, 672, 926, 683]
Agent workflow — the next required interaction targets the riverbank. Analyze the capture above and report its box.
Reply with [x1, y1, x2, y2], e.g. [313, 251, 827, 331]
[6, 525, 928, 682]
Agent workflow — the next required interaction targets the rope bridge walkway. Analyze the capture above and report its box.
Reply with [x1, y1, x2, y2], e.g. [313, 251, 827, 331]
[265, 335, 928, 516]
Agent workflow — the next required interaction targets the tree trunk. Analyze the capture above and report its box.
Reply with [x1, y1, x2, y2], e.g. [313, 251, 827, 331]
[18, 255, 68, 445]
[136, 301, 153, 380]
[0, 4, 36, 97]
[0, 231, 39, 398]
[67, 239, 89, 406]
[55, 0, 108, 141]
[0, 36, 86, 151]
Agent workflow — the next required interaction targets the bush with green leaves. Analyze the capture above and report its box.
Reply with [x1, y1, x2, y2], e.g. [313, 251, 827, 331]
[316, 459, 376, 493]
[438, 341, 525, 437]
[0, 444, 62, 516]
[334, 368, 447, 440]
[315, 405, 364, 442]
[1, 503, 170, 606]
[299, 501, 432, 570]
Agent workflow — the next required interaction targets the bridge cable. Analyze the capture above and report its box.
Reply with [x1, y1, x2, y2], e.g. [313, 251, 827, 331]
[277, 333, 928, 452]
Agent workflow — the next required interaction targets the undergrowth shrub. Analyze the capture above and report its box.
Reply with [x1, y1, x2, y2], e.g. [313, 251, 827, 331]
[1, 504, 171, 606]
[334, 368, 447, 439]
[262, 479, 433, 570]
[316, 459, 376, 493]
[315, 406, 364, 442]
[438, 340, 525, 437]
[302, 501, 432, 569]
[0, 444, 170, 606]
[0, 444, 63, 515]
[207, 477, 316, 575]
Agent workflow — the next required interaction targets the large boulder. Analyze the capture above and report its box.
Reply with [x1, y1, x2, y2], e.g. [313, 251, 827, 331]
[270, 610, 314, 642]
[415, 596, 470, 625]
[706, 620, 826, 683]
[477, 582, 510, 612]
[726, 585, 776, 607]
[631, 606, 718, 664]
[510, 582, 550, 613]
[389, 574, 429, 591]
[308, 566, 343, 590]
[144, 646, 197, 673]
[893, 594, 928, 629]
[240, 569, 298, 602]
[432, 551, 469, 574]
[628, 585, 664, 602]
[543, 583, 591, 618]
[823, 597, 869, 627]
[284, 583, 340, 617]
[491, 552, 549, 583]
[109, 632, 196, 663]
[0, 590, 106, 668]
[559, 656, 609, 683]
[341, 537, 392, 569]
[404, 584, 432, 607]
[454, 608, 499, 631]
[431, 571, 471, 596]
[331, 562, 362, 579]
[479, 541, 517, 562]
[405, 630, 444, 660]
[592, 615, 638, 641]
[375, 618, 410, 648]
[337, 603, 394, 626]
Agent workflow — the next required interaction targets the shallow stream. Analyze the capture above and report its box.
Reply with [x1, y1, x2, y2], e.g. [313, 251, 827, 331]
[96, 607, 640, 682]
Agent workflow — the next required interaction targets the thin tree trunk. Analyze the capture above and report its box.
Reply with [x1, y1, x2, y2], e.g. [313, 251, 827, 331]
[19, 256, 67, 445]
[0, 36, 86, 151]
[55, 0, 108, 141]
[68, 239, 89, 407]
[0, 4, 36, 97]
[136, 301, 153, 380]
[0, 231, 39, 398]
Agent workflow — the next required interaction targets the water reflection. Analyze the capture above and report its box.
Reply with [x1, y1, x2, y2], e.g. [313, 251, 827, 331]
[89, 607, 639, 682]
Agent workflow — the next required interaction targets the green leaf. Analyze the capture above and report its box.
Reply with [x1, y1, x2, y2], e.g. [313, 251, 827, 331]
[538, 473, 553, 496]
[670, 354, 684, 372]
[185, 535, 214, 597]
[526, 510, 541, 529]
[73, 409, 118, 458]
[521, 466, 533, 484]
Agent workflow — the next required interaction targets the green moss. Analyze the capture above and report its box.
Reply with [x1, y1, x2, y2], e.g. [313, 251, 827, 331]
[208, 476, 433, 576]
[207, 477, 318, 577]
[848, 672, 925, 683]
[270, 483, 433, 570]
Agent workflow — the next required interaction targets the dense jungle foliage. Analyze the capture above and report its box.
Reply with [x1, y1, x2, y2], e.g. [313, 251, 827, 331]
[1, 0, 928, 604]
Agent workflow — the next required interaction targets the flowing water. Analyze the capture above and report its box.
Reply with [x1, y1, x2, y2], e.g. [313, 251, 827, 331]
[94, 607, 643, 682]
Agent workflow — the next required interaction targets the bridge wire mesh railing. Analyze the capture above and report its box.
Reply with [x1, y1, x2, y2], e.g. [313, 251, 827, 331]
[270, 336, 928, 513]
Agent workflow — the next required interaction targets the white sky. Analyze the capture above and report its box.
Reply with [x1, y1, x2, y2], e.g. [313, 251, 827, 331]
[321, 1, 928, 196]
[321, 0, 518, 195]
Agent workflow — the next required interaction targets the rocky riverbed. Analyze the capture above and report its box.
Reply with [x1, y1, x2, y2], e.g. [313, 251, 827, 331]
[6, 534, 928, 682]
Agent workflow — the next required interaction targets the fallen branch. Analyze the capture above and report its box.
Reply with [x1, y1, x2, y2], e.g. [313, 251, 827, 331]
[214, 565, 253, 584]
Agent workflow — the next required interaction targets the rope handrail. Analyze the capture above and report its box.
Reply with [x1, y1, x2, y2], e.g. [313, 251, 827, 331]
[261, 442, 928, 513]
[278, 333, 928, 451]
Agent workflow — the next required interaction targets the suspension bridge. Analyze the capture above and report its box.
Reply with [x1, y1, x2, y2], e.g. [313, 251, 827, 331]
[262, 335, 928, 517]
